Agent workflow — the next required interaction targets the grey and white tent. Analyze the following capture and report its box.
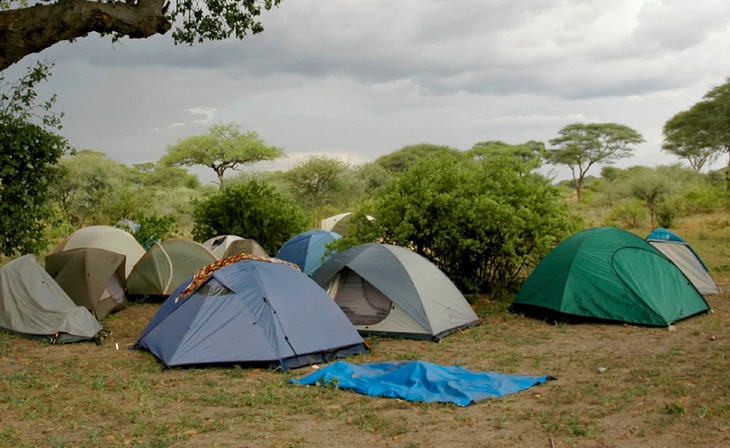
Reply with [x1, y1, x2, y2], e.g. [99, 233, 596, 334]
[0, 255, 103, 343]
[646, 228, 721, 295]
[311, 243, 480, 341]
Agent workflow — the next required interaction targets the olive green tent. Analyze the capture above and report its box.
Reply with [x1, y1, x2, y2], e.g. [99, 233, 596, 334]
[510, 227, 710, 326]
[127, 239, 217, 299]
[45, 247, 128, 320]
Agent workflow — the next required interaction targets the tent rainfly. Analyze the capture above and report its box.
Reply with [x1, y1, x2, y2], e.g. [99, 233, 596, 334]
[311, 243, 480, 341]
[646, 228, 721, 295]
[126, 239, 217, 299]
[510, 227, 711, 326]
[0, 255, 103, 343]
[133, 257, 367, 369]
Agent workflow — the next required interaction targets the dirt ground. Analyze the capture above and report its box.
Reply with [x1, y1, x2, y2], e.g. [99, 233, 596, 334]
[2, 291, 730, 448]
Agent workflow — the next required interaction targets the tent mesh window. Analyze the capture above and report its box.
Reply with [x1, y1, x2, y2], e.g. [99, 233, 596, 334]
[334, 268, 391, 325]
[197, 282, 233, 297]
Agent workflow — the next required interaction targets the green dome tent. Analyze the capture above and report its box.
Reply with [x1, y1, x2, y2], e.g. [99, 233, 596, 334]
[127, 239, 217, 299]
[510, 227, 710, 327]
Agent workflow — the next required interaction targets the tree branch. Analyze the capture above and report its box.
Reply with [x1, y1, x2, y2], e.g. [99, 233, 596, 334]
[0, 0, 171, 70]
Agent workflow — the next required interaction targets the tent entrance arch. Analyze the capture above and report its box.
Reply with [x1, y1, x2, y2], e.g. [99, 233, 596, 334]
[329, 268, 392, 326]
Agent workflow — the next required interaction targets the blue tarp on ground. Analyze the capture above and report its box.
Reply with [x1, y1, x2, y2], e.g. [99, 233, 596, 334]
[289, 360, 551, 406]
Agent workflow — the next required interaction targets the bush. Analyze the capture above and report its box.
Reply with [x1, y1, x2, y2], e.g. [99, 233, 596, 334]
[604, 199, 648, 228]
[191, 180, 310, 254]
[348, 154, 578, 293]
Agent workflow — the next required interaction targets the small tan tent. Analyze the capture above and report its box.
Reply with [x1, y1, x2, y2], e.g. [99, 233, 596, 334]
[45, 247, 128, 320]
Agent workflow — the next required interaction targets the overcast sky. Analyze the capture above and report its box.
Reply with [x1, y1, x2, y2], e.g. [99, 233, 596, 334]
[7, 0, 730, 184]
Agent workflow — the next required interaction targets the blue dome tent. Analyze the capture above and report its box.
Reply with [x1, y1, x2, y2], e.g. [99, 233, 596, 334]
[133, 256, 366, 369]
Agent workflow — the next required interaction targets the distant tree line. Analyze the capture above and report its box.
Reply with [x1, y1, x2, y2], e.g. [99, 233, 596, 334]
[2, 65, 729, 293]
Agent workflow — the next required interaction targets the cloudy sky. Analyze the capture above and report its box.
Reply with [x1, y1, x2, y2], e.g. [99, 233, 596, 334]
[7, 0, 730, 184]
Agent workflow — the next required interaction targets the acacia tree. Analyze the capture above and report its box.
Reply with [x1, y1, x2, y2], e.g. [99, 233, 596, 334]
[662, 106, 722, 172]
[547, 122, 644, 201]
[663, 77, 730, 190]
[466, 140, 545, 165]
[161, 122, 284, 190]
[0, 0, 283, 71]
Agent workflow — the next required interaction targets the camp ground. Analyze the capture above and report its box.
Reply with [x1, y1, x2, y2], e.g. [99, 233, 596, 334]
[45, 247, 128, 320]
[311, 243, 480, 340]
[202, 235, 269, 259]
[510, 226, 711, 326]
[51, 225, 146, 278]
[275, 229, 342, 275]
[0, 255, 103, 343]
[133, 256, 367, 368]
[646, 227, 721, 295]
[126, 239, 217, 300]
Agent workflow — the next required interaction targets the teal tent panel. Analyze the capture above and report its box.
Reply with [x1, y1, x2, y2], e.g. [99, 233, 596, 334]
[612, 248, 709, 325]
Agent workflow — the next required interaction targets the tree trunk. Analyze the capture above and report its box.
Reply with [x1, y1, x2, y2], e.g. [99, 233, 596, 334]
[0, 0, 171, 70]
[725, 146, 730, 193]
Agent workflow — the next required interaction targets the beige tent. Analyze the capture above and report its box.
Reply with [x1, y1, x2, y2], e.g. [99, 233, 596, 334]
[45, 247, 128, 320]
[52, 225, 145, 277]
[127, 239, 217, 299]
[320, 212, 375, 237]
[203, 235, 269, 259]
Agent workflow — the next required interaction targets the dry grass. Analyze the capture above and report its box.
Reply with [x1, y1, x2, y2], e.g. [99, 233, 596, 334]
[1, 215, 729, 448]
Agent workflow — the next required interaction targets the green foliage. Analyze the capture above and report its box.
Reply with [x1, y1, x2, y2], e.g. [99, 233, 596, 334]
[171, 0, 283, 45]
[53, 150, 141, 226]
[133, 162, 201, 189]
[662, 77, 730, 186]
[374, 143, 463, 173]
[656, 202, 677, 229]
[121, 213, 179, 250]
[466, 140, 545, 166]
[161, 122, 284, 190]
[604, 199, 648, 229]
[191, 179, 309, 254]
[350, 154, 577, 292]
[681, 182, 726, 215]
[0, 61, 69, 256]
[281, 155, 358, 216]
[353, 162, 392, 199]
[662, 107, 722, 172]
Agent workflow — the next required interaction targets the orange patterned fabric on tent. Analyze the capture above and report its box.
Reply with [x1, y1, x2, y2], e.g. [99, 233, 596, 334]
[176, 253, 300, 302]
